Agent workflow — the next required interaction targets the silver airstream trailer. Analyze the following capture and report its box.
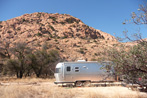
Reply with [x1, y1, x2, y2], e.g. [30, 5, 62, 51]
[54, 60, 115, 86]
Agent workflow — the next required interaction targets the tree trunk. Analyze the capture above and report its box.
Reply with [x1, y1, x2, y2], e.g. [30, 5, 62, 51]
[36, 73, 40, 77]
[19, 71, 23, 78]
[16, 72, 19, 78]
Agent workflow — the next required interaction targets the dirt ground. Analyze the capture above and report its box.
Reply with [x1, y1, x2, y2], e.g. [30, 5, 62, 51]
[0, 78, 147, 98]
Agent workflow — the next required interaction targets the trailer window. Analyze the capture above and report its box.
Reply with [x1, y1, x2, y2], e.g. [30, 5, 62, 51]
[66, 66, 71, 72]
[55, 68, 61, 73]
[75, 67, 79, 72]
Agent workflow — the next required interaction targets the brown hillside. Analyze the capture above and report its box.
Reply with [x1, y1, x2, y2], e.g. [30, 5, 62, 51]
[0, 12, 119, 61]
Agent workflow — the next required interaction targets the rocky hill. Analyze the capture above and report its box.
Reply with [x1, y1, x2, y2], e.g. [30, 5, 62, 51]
[0, 12, 119, 61]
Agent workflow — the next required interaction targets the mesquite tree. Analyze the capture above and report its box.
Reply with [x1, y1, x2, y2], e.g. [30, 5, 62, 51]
[27, 48, 59, 78]
[108, 4, 147, 85]
[108, 43, 147, 84]
[5, 42, 32, 78]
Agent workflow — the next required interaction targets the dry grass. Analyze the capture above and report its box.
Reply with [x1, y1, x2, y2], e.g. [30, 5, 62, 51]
[0, 78, 147, 98]
[83, 87, 146, 98]
[0, 83, 80, 98]
[0, 77, 55, 83]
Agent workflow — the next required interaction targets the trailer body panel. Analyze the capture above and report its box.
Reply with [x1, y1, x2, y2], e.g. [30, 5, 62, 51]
[54, 61, 115, 84]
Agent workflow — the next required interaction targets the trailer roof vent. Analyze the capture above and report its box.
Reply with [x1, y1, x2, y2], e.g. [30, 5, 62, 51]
[77, 60, 86, 62]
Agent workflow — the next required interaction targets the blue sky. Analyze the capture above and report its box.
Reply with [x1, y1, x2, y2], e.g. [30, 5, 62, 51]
[0, 0, 146, 41]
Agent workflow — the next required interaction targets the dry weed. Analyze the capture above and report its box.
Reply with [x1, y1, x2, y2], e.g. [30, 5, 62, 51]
[83, 87, 146, 98]
[0, 78, 147, 98]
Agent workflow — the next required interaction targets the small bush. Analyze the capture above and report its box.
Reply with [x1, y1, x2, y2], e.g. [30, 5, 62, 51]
[49, 25, 55, 31]
[50, 34, 53, 38]
[54, 39, 58, 42]
[78, 42, 82, 44]
[61, 35, 68, 39]
[22, 19, 26, 22]
[57, 36, 60, 39]
[7, 30, 12, 33]
[48, 44, 52, 47]
[17, 27, 21, 31]
[0, 25, 3, 28]
[37, 32, 42, 36]
[76, 33, 81, 37]
[91, 58, 97, 61]
[21, 32, 24, 34]
[55, 46, 60, 50]
[49, 16, 56, 21]
[94, 39, 97, 42]
[65, 40, 69, 43]
[78, 48, 85, 54]
[65, 17, 79, 24]
[60, 22, 65, 25]
[94, 53, 98, 56]
[37, 13, 41, 18]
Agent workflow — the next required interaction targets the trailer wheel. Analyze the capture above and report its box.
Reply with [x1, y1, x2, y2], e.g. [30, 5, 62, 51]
[83, 81, 91, 87]
[76, 81, 83, 87]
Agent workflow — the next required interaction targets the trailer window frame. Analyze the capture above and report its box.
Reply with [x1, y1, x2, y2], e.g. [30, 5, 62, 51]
[75, 67, 79, 72]
[66, 66, 71, 72]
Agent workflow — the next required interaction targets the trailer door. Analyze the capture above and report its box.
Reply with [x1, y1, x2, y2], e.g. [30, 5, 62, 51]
[64, 64, 74, 82]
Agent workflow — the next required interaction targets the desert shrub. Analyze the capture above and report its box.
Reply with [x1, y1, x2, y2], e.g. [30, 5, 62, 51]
[65, 17, 79, 24]
[0, 25, 3, 28]
[7, 30, 12, 33]
[49, 16, 56, 21]
[78, 42, 82, 44]
[22, 19, 26, 22]
[76, 33, 81, 37]
[76, 45, 80, 47]
[93, 39, 97, 42]
[48, 44, 52, 47]
[60, 21, 65, 25]
[57, 36, 60, 39]
[65, 40, 69, 43]
[54, 39, 58, 42]
[49, 25, 55, 31]
[91, 58, 97, 61]
[50, 34, 53, 38]
[17, 27, 21, 31]
[20, 32, 24, 34]
[78, 48, 85, 54]
[107, 42, 147, 84]
[37, 12, 42, 18]
[37, 32, 42, 36]
[94, 53, 98, 56]
[61, 35, 68, 39]
[39, 27, 42, 31]
[55, 46, 60, 50]
[71, 24, 76, 27]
